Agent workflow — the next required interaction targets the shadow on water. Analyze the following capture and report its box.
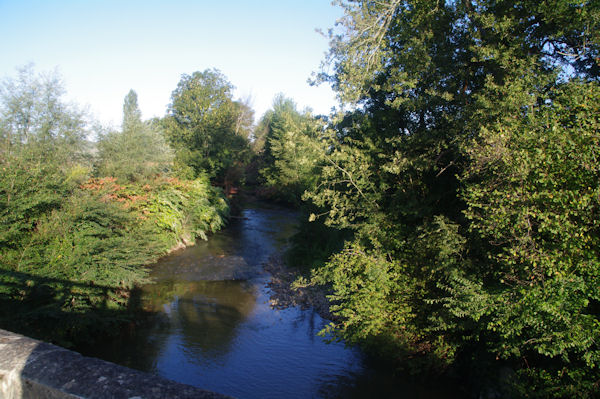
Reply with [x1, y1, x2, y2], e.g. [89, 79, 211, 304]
[1, 204, 467, 398]
[0, 268, 149, 346]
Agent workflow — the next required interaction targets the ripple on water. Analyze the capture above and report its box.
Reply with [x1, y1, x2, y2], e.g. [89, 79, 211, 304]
[81, 205, 461, 399]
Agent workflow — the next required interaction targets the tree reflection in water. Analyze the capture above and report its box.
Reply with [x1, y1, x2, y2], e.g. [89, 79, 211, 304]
[79, 205, 461, 399]
[143, 280, 257, 359]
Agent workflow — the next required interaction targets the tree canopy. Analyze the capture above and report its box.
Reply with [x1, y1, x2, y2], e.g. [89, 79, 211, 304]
[297, 0, 600, 396]
[162, 69, 251, 182]
[96, 89, 173, 182]
[255, 95, 324, 203]
[0, 64, 88, 164]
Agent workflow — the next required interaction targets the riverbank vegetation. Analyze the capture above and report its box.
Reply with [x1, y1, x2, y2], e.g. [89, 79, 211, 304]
[1, 0, 598, 396]
[249, 1, 600, 397]
[264, 1, 598, 398]
[0, 67, 230, 346]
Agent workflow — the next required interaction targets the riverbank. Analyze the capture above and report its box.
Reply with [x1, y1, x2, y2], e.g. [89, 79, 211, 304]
[0, 175, 229, 349]
[264, 255, 336, 322]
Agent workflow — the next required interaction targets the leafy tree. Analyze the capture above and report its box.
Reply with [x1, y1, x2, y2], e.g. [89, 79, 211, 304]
[232, 97, 255, 141]
[257, 95, 324, 202]
[456, 81, 600, 397]
[0, 64, 88, 165]
[162, 69, 250, 182]
[96, 90, 173, 182]
[301, 0, 600, 396]
[122, 88, 142, 132]
[0, 66, 90, 251]
[251, 110, 271, 155]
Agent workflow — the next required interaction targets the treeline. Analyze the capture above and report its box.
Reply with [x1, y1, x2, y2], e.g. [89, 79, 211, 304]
[0, 66, 248, 345]
[254, 1, 600, 398]
[1, 0, 598, 395]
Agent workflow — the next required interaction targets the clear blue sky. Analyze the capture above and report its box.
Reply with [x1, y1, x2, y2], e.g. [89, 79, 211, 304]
[0, 0, 342, 127]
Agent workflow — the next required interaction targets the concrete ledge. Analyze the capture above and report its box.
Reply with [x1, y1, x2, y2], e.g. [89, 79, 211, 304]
[0, 328, 232, 399]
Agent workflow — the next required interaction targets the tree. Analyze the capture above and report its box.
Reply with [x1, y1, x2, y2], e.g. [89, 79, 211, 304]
[232, 97, 255, 141]
[0, 66, 90, 250]
[96, 90, 173, 182]
[457, 80, 600, 397]
[0, 64, 93, 250]
[162, 69, 250, 182]
[0, 64, 88, 164]
[257, 95, 324, 203]
[304, 0, 600, 396]
[122, 89, 142, 132]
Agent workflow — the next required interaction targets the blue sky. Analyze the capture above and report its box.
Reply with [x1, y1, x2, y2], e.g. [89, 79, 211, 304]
[0, 0, 342, 127]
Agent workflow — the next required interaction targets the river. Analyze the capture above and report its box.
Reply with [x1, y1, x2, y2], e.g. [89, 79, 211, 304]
[81, 203, 459, 398]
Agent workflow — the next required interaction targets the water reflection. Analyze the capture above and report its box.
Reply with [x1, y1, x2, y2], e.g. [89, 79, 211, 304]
[82, 205, 460, 399]
[143, 280, 257, 359]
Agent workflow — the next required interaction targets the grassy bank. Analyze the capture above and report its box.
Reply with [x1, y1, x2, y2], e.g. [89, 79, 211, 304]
[0, 169, 228, 347]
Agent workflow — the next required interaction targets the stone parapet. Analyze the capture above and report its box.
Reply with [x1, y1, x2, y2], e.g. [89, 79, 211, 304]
[0, 328, 231, 399]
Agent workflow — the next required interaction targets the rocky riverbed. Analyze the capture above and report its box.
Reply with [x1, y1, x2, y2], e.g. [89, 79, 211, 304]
[263, 256, 337, 322]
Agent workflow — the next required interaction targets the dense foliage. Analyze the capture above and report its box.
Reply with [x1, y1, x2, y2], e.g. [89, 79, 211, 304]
[1, 2, 598, 396]
[96, 90, 173, 182]
[253, 95, 325, 203]
[162, 69, 252, 185]
[0, 68, 228, 346]
[281, 0, 600, 397]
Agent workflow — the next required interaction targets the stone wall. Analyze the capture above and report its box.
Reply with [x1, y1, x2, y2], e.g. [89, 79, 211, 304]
[0, 328, 231, 399]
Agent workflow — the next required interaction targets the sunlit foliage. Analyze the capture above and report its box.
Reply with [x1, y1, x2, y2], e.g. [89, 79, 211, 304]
[162, 69, 251, 183]
[255, 95, 325, 203]
[298, 0, 600, 396]
[96, 90, 173, 182]
[0, 67, 228, 347]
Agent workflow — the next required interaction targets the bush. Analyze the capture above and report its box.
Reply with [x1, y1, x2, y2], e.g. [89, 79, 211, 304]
[0, 173, 228, 346]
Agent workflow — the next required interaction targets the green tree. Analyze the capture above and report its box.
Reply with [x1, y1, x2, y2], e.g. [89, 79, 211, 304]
[303, 0, 600, 396]
[162, 69, 250, 182]
[122, 88, 142, 132]
[232, 97, 255, 141]
[0, 64, 88, 164]
[456, 81, 600, 397]
[96, 90, 173, 182]
[258, 95, 324, 202]
[0, 66, 90, 251]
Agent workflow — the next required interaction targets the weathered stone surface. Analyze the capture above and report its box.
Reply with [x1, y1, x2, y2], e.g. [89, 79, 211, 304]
[0, 328, 233, 399]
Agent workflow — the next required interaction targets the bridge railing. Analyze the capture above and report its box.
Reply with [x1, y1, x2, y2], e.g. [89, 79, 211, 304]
[0, 328, 231, 399]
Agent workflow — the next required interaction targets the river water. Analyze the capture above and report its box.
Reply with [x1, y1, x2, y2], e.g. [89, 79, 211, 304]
[83, 204, 458, 398]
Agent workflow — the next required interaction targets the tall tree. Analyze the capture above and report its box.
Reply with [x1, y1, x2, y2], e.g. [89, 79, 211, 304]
[258, 95, 324, 203]
[96, 90, 172, 182]
[0, 64, 87, 163]
[162, 69, 250, 181]
[232, 97, 255, 141]
[305, 0, 600, 396]
[0, 66, 89, 251]
[122, 89, 142, 132]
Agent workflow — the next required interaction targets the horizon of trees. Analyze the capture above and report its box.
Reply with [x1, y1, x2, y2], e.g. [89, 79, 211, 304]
[1, 1, 599, 397]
